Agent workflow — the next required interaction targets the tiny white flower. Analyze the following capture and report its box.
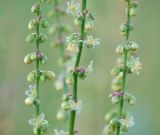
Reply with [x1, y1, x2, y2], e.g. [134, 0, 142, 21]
[86, 60, 94, 74]
[66, 0, 81, 17]
[66, 43, 79, 53]
[25, 97, 34, 106]
[119, 115, 135, 128]
[68, 99, 82, 113]
[128, 56, 142, 75]
[25, 85, 37, 97]
[29, 113, 48, 134]
[84, 35, 100, 48]
[54, 129, 68, 135]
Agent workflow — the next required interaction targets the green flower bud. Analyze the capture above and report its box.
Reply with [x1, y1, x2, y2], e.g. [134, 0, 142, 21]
[25, 97, 34, 106]
[129, 7, 138, 16]
[40, 55, 48, 65]
[39, 33, 47, 43]
[62, 94, 70, 101]
[61, 102, 69, 110]
[26, 33, 36, 43]
[103, 125, 115, 135]
[31, 4, 40, 13]
[40, 74, 46, 82]
[28, 19, 37, 30]
[40, 19, 49, 29]
[66, 77, 73, 85]
[130, 42, 139, 52]
[112, 96, 119, 104]
[27, 71, 36, 82]
[105, 110, 117, 122]
[128, 95, 136, 105]
[120, 23, 128, 32]
[45, 71, 56, 80]
[111, 66, 121, 76]
[24, 54, 32, 64]
[30, 52, 37, 61]
[116, 44, 125, 55]
[110, 118, 119, 127]
[74, 18, 82, 26]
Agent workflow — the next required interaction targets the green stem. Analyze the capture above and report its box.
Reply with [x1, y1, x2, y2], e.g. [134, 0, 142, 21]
[36, 1, 41, 135]
[68, 0, 87, 135]
[116, 0, 131, 135]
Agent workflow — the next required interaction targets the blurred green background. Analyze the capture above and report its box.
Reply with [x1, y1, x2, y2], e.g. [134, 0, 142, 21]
[0, 0, 160, 135]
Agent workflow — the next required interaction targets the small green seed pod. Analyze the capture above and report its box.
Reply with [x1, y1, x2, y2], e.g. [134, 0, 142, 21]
[61, 101, 69, 110]
[45, 71, 56, 80]
[30, 52, 37, 61]
[111, 66, 121, 76]
[130, 42, 139, 52]
[26, 33, 37, 43]
[110, 118, 119, 127]
[111, 96, 120, 104]
[129, 7, 138, 17]
[116, 44, 125, 55]
[28, 19, 37, 30]
[120, 23, 127, 32]
[40, 74, 46, 82]
[39, 33, 47, 43]
[40, 55, 48, 65]
[24, 54, 32, 64]
[31, 3, 40, 13]
[74, 18, 82, 26]
[27, 71, 36, 82]
[128, 95, 136, 105]
[41, 19, 49, 29]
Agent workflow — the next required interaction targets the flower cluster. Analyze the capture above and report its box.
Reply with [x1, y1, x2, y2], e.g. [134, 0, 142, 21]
[66, 60, 94, 84]
[66, 0, 100, 134]
[103, 110, 135, 135]
[29, 113, 48, 134]
[60, 93, 82, 113]
[103, 0, 141, 135]
[24, 0, 55, 134]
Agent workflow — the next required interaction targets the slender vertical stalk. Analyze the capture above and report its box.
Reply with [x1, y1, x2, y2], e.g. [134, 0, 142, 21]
[116, 0, 131, 135]
[36, 1, 41, 135]
[69, 0, 87, 135]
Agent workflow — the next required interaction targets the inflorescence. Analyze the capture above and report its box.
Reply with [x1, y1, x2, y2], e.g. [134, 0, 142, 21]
[24, 0, 55, 134]
[103, 0, 142, 135]
[65, 0, 100, 135]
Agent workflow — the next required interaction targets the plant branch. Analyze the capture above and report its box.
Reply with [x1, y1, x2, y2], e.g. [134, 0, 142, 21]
[69, 0, 87, 135]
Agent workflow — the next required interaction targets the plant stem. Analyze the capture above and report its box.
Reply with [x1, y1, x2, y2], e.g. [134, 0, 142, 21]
[36, 1, 41, 135]
[116, 0, 131, 135]
[68, 0, 87, 135]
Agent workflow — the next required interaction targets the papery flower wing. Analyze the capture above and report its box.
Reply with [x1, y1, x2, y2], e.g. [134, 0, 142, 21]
[28, 118, 37, 126]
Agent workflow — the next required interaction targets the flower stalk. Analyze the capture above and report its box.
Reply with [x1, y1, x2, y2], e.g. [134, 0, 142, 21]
[24, 0, 55, 134]
[103, 0, 142, 135]
[65, 0, 99, 134]
[69, 0, 87, 134]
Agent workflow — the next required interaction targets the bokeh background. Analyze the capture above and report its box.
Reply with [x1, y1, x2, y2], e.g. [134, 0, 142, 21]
[0, 0, 160, 135]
